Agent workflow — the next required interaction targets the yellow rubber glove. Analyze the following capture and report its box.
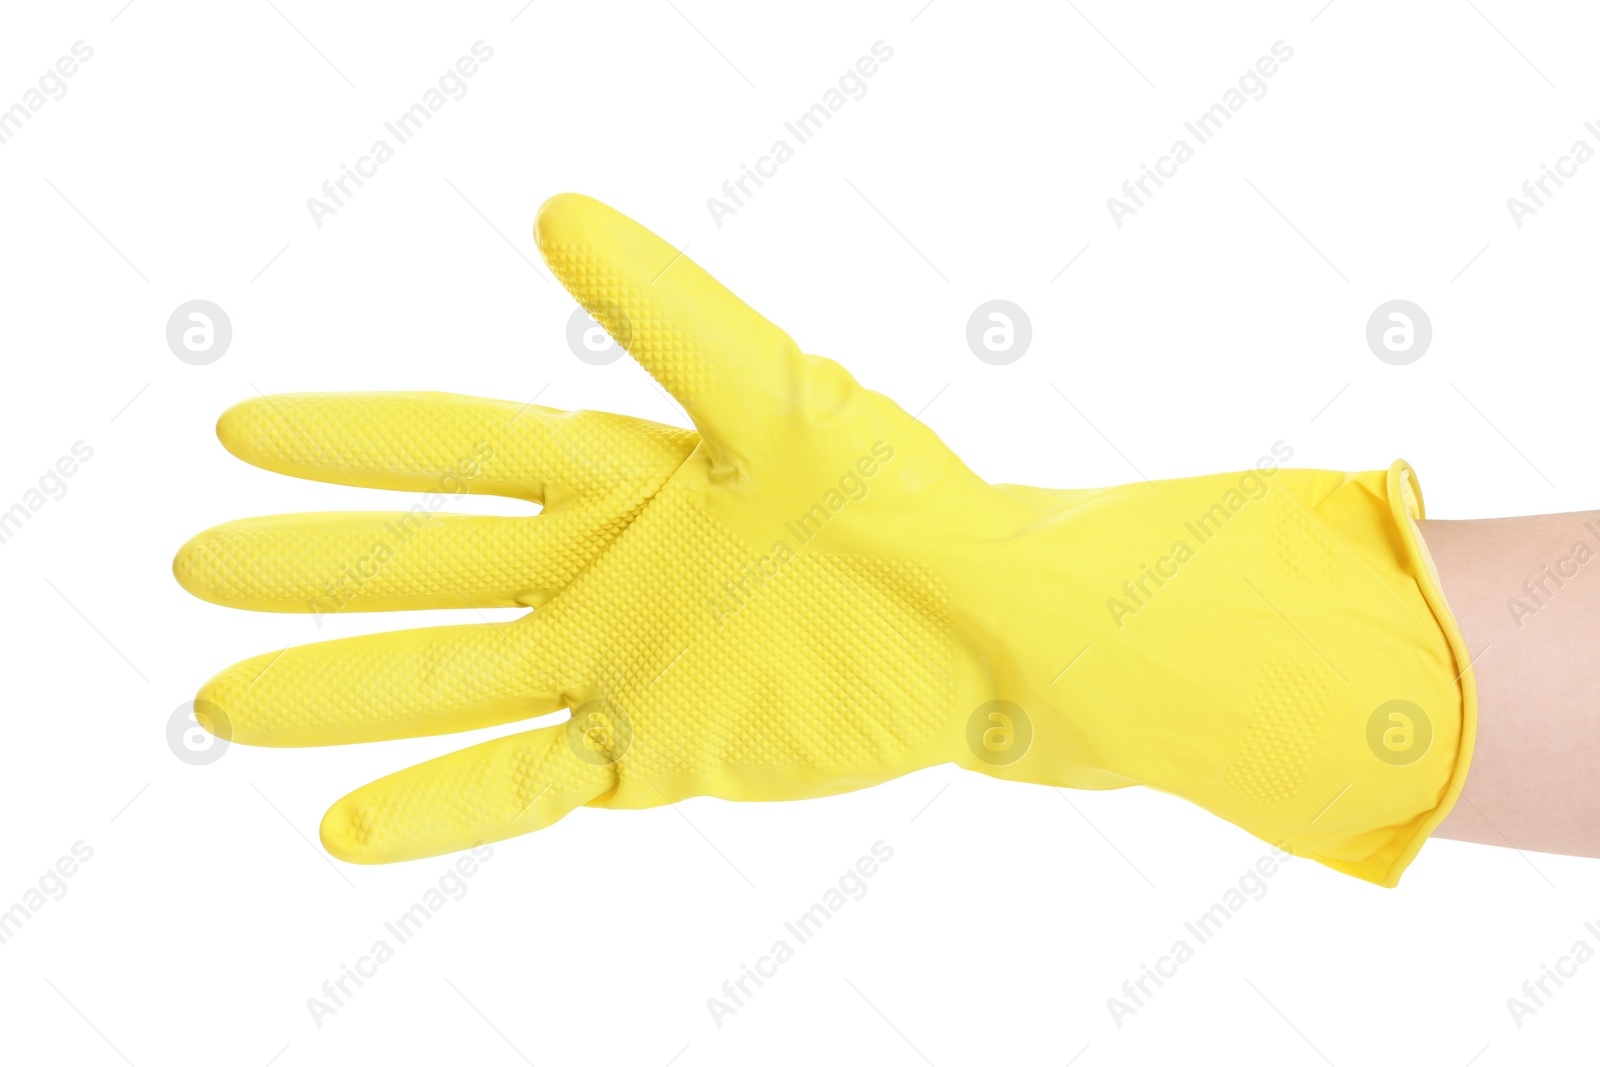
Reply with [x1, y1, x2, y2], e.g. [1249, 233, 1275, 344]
[174, 394, 695, 615]
[177, 194, 1476, 886]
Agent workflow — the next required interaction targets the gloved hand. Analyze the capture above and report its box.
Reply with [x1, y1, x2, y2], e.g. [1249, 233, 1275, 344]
[176, 194, 1475, 886]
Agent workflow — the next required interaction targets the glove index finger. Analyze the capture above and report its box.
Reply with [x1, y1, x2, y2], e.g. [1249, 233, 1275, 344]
[535, 193, 808, 456]
[218, 391, 582, 503]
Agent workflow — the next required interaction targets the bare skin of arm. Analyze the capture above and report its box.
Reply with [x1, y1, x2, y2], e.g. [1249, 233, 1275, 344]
[1418, 513, 1600, 858]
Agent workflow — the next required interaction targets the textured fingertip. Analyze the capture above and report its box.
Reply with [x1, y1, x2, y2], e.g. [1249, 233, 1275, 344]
[319, 781, 481, 865]
[320, 791, 385, 864]
[172, 527, 231, 607]
[533, 192, 603, 257]
[180, 677, 237, 762]
[215, 396, 269, 463]
[191, 665, 256, 747]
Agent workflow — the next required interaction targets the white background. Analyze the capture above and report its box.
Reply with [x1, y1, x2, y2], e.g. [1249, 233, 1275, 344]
[2, 1, 1598, 1064]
